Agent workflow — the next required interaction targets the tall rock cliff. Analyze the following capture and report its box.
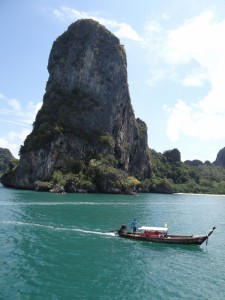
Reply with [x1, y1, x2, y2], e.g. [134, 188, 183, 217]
[2, 19, 151, 191]
[214, 147, 225, 167]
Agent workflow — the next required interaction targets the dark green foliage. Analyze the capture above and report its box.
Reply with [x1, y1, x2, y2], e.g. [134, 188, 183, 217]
[136, 118, 147, 138]
[69, 159, 85, 174]
[19, 86, 101, 155]
[150, 148, 225, 194]
[163, 148, 181, 163]
[6, 144, 225, 194]
[149, 178, 174, 194]
[185, 159, 203, 166]
[98, 133, 115, 148]
[86, 155, 123, 192]
[54, 171, 94, 191]
[38, 154, 141, 193]
[34, 180, 53, 191]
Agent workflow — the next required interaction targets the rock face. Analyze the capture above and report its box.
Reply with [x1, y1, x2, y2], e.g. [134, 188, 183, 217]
[0, 148, 14, 175]
[214, 147, 225, 167]
[1, 19, 151, 190]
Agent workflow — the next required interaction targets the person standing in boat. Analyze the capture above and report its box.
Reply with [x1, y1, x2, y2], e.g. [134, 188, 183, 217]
[131, 219, 138, 234]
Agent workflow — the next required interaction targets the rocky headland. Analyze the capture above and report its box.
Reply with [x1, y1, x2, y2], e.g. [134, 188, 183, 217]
[1, 19, 151, 193]
[3, 19, 225, 195]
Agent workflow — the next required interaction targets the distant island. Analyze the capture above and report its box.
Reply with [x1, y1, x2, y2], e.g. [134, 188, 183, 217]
[0, 148, 16, 175]
[1, 19, 225, 195]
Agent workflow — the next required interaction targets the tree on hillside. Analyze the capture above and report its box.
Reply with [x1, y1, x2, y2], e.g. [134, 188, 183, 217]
[163, 148, 181, 163]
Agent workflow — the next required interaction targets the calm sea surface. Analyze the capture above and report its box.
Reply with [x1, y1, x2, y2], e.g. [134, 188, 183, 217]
[0, 184, 225, 300]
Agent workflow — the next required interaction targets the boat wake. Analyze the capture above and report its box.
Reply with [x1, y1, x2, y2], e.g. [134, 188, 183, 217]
[69, 228, 116, 237]
[0, 201, 134, 206]
[1, 220, 116, 237]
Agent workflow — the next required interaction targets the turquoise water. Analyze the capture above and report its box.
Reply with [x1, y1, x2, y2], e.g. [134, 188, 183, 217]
[0, 184, 225, 300]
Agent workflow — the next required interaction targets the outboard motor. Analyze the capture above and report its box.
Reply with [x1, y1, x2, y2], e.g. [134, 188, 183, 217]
[118, 224, 127, 233]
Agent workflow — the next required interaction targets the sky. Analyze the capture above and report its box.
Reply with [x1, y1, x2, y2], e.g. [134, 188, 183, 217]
[1, 0, 225, 162]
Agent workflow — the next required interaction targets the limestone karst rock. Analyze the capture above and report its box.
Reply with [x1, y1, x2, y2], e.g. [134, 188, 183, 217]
[0, 148, 14, 175]
[1, 19, 151, 191]
[214, 147, 225, 168]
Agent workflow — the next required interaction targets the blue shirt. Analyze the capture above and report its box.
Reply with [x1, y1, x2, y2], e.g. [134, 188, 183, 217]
[131, 220, 138, 228]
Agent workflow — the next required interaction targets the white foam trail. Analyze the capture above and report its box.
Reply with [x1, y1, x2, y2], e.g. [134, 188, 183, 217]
[68, 228, 116, 236]
[0, 201, 134, 206]
[1, 221, 116, 236]
[2, 220, 55, 230]
[175, 193, 225, 197]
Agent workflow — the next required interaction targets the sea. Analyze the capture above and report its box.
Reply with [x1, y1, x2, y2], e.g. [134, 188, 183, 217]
[0, 183, 225, 300]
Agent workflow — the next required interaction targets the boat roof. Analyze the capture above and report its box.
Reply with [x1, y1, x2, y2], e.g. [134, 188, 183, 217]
[138, 226, 168, 232]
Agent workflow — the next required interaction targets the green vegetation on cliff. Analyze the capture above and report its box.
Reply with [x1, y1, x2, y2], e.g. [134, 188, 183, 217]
[3, 145, 225, 195]
[34, 154, 139, 194]
[149, 149, 225, 194]
[20, 87, 102, 155]
[33, 147, 225, 195]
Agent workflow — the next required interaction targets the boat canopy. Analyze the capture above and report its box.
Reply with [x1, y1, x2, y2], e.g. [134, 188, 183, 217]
[138, 226, 168, 232]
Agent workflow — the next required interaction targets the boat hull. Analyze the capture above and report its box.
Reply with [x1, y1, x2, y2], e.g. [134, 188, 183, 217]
[117, 231, 208, 245]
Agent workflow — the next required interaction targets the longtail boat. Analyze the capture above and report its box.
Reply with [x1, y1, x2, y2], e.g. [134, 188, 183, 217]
[117, 225, 216, 245]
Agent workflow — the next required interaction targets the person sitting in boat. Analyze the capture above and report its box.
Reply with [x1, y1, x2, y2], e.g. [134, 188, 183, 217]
[131, 219, 138, 234]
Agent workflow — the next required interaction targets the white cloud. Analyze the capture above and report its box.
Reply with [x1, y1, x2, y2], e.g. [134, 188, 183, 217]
[0, 94, 42, 126]
[144, 20, 163, 34]
[164, 99, 225, 142]
[147, 68, 167, 86]
[164, 100, 193, 141]
[8, 98, 21, 111]
[0, 128, 31, 158]
[182, 68, 209, 87]
[144, 10, 225, 142]
[162, 13, 170, 20]
[23, 101, 42, 124]
[0, 93, 42, 158]
[166, 11, 215, 65]
[53, 6, 142, 42]
[167, 11, 225, 67]
[53, 7, 88, 20]
[114, 22, 142, 42]
[0, 137, 17, 155]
